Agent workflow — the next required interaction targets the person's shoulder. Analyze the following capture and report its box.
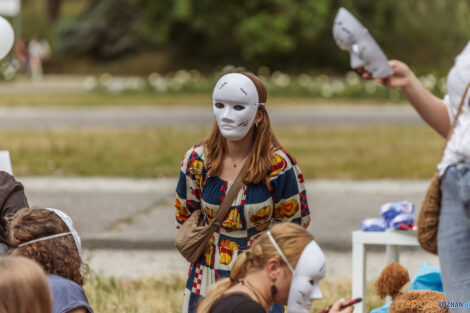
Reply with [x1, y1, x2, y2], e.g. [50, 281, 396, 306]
[211, 294, 264, 313]
[272, 148, 297, 166]
[47, 275, 93, 313]
[269, 148, 299, 178]
[47, 275, 83, 293]
[183, 144, 206, 161]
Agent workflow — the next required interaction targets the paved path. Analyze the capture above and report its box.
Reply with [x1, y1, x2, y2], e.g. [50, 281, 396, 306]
[0, 105, 423, 129]
[85, 248, 439, 280]
[22, 177, 429, 250]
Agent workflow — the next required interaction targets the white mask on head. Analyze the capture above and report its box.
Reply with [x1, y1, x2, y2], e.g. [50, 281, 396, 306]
[212, 73, 263, 141]
[333, 7, 393, 78]
[267, 232, 326, 313]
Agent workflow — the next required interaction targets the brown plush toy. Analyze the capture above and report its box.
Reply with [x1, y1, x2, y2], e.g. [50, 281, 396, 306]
[375, 263, 448, 313]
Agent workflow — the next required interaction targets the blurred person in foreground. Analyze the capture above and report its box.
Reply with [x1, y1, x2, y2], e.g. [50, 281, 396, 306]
[0, 255, 52, 313]
[175, 72, 311, 313]
[7, 207, 94, 313]
[198, 223, 352, 313]
[0, 171, 29, 255]
[360, 42, 470, 312]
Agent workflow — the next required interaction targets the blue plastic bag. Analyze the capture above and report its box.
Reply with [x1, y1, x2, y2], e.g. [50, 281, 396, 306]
[360, 218, 386, 232]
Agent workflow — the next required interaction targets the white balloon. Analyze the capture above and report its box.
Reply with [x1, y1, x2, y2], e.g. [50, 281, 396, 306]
[0, 16, 14, 60]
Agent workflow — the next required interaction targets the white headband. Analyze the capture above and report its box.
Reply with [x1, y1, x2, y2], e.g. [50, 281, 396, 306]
[16, 208, 82, 260]
[267, 230, 295, 273]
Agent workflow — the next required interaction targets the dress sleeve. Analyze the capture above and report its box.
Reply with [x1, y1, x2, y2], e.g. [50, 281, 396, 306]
[268, 149, 310, 228]
[175, 145, 204, 228]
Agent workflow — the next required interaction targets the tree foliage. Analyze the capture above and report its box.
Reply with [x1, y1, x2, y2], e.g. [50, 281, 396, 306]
[56, 0, 140, 59]
[55, 0, 470, 73]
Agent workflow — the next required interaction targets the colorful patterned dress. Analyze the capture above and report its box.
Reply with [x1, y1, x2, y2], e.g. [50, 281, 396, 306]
[175, 145, 311, 313]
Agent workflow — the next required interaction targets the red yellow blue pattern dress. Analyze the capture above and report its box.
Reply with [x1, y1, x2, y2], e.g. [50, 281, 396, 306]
[175, 145, 311, 313]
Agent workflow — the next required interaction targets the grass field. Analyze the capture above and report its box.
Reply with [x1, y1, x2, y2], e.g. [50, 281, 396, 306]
[1, 126, 443, 179]
[83, 274, 385, 313]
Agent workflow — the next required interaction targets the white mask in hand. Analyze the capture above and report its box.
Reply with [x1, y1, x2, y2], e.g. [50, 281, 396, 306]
[212, 73, 261, 141]
[267, 232, 326, 313]
[333, 7, 393, 78]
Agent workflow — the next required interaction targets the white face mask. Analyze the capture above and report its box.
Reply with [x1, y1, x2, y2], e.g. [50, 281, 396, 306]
[287, 241, 326, 313]
[212, 73, 262, 141]
[333, 7, 393, 78]
[267, 232, 326, 313]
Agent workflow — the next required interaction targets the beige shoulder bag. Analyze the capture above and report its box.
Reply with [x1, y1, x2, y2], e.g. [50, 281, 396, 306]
[175, 163, 247, 263]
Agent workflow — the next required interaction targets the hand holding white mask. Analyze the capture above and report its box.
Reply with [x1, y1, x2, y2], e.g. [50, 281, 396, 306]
[212, 73, 264, 141]
[267, 232, 326, 313]
[333, 7, 393, 78]
[0, 16, 14, 60]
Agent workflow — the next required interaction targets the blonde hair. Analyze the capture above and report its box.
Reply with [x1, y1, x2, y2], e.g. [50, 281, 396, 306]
[0, 255, 52, 313]
[202, 72, 283, 184]
[198, 223, 314, 313]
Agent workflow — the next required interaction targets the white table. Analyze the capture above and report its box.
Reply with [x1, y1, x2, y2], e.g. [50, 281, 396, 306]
[351, 230, 419, 313]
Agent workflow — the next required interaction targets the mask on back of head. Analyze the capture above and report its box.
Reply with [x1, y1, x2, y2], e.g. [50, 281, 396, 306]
[287, 240, 326, 313]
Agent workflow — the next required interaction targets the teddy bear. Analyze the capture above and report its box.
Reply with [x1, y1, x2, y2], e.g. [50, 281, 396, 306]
[375, 263, 448, 313]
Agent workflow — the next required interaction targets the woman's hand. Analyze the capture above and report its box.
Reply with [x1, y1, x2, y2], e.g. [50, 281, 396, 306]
[358, 60, 415, 90]
[328, 299, 354, 313]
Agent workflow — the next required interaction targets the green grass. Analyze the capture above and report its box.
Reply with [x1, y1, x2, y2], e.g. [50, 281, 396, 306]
[0, 92, 405, 108]
[83, 274, 384, 313]
[1, 126, 443, 179]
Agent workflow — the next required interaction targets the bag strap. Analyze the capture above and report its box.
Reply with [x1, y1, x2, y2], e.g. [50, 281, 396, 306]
[211, 160, 248, 227]
[439, 83, 470, 161]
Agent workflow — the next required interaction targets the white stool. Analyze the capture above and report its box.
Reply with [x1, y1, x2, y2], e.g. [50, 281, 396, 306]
[351, 230, 419, 313]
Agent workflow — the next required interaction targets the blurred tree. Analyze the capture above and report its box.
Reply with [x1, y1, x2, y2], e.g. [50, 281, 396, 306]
[45, 0, 63, 22]
[137, 0, 329, 68]
[56, 0, 140, 58]
[51, 0, 470, 74]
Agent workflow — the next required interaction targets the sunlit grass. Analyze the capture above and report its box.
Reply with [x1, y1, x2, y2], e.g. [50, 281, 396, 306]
[83, 275, 384, 313]
[1, 126, 442, 179]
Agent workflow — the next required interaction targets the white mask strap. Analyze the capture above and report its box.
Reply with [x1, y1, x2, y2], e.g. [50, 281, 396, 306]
[267, 230, 295, 273]
[17, 232, 71, 247]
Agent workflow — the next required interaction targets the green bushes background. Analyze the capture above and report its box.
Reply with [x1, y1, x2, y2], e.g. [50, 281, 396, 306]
[21, 0, 470, 75]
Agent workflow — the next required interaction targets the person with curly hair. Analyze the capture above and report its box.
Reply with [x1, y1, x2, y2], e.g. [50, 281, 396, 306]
[7, 207, 93, 313]
[0, 255, 52, 313]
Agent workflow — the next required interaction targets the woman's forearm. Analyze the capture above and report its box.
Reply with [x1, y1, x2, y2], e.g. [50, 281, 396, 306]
[402, 74, 450, 137]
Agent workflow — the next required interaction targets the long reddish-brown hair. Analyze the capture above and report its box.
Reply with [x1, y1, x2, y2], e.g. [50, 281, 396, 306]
[7, 207, 87, 286]
[202, 72, 282, 184]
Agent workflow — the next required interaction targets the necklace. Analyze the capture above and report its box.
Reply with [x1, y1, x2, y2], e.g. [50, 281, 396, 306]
[241, 279, 270, 312]
[228, 155, 248, 168]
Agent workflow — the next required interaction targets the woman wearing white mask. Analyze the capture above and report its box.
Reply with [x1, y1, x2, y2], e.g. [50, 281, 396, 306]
[360, 43, 470, 311]
[197, 223, 352, 313]
[175, 72, 311, 313]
